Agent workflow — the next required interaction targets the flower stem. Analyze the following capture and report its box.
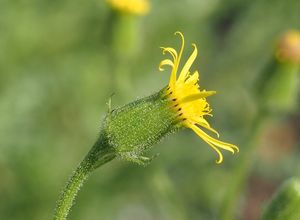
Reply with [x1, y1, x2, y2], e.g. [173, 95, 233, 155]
[220, 113, 267, 220]
[53, 139, 116, 220]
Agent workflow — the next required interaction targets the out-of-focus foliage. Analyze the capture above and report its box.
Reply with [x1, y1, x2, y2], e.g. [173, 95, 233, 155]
[262, 178, 300, 220]
[0, 0, 300, 219]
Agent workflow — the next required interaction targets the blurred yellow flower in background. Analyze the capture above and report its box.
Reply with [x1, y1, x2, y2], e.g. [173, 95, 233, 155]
[159, 32, 239, 164]
[276, 30, 300, 64]
[107, 0, 150, 15]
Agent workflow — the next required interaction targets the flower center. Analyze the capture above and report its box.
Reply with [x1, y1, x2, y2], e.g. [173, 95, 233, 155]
[165, 76, 214, 125]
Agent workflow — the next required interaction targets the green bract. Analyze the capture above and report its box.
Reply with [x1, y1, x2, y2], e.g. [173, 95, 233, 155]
[100, 89, 178, 165]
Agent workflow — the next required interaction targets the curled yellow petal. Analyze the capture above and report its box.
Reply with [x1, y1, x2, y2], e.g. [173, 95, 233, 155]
[205, 140, 224, 164]
[192, 118, 220, 138]
[190, 124, 239, 153]
[160, 47, 178, 61]
[159, 59, 174, 71]
[169, 32, 185, 88]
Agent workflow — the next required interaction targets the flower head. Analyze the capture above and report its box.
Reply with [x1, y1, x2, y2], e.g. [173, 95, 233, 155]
[159, 32, 239, 163]
[107, 0, 150, 15]
[100, 32, 238, 165]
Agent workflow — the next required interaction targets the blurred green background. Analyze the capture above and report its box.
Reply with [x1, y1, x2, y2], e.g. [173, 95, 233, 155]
[1, 0, 300, 219]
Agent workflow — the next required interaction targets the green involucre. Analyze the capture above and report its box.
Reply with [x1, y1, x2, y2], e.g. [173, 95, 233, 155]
[100, 89, 178, 165]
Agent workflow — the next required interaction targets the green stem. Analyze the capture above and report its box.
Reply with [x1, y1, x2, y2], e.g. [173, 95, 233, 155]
[108, 12, 140, 99]
[220, 113, 267, 220]
[53, 139, 116, 220]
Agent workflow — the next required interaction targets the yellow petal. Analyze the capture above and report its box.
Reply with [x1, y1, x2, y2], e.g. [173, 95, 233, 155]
[186, 123, 223, 163]
[159, 59, 174, 71]
[161, 47, 178, 61]
[185, 71, 199, 85]
[180, 91, 216, 103]
[204, 139, 224, 164]
[178, 44, 198, 82]
[169, 32, 185, 88]
[188, 124, 239, 153]
[193, 117, 220, 138]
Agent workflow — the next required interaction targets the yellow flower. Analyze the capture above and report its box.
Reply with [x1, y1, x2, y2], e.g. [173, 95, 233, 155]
[276, 30, 300, 64]
[159, 32, 239, 164]
[107, 0, 150, 15]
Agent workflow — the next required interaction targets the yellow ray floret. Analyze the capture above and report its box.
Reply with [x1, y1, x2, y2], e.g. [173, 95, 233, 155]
[107, 0, 150, 15]
[159, 32, 239, 164]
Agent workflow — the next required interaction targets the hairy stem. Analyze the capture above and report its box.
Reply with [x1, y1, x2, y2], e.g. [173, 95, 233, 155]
[53, 140, 116, 220]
